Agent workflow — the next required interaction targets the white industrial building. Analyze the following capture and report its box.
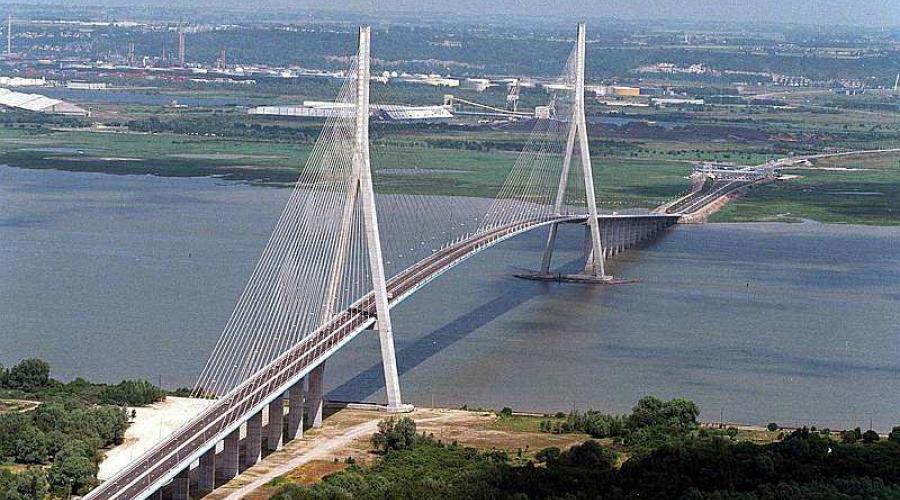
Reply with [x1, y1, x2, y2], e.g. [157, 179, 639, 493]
[372, 105, 453, 121]
[0, 76, 49, 87]
[395, 74, 460, 87]
[248, 101, 452, 122]
[0, 88, 89, 116]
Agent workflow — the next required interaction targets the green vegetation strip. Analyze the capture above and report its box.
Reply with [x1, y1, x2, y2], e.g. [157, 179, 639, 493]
[273, 397, 900, 500]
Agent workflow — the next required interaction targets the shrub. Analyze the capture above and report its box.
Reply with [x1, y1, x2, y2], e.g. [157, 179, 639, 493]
[371, 417, 419, 453]
[862, 430, 880, 444]
[535, 447, 561, 463]
[99, 379, 165, 407]
[3, 359, 50, 391]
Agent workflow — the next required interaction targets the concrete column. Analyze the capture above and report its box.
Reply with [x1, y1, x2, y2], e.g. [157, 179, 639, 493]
[287, 382, 305, 440]
[307, 363, 325, 429]
[582, 224, 592, 262]
[539, 222, 560, 274]
[616, 221, 624, 254]
[172, 467, 189, 500]
[198, 446, 215, 492]
[220, 429, 239, 480]
[243, 412, 263, 469]
[267, 395, 284, 451]
[599, 221, 608, 259]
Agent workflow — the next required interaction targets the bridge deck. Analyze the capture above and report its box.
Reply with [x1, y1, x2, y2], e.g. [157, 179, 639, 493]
[86, 213, 678, 500]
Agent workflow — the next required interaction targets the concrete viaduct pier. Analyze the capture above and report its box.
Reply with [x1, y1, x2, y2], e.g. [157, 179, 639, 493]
[153, 373, 323, 500]
[519, 213, 680, 284]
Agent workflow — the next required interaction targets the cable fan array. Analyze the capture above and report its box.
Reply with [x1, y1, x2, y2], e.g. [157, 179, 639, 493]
[194, 36, 591, 398]
[479, 42, 588, 233]
[193, 54, 375, 397]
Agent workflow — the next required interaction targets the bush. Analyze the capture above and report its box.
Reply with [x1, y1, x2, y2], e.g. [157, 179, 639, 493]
[13, 425, 48, 464]
[888, 426, 900, 444]
[48, 442, 99, 496]
[557, 440, 617, 469]
[99, 379, 166, 407]
[535, 447, 561, 463]
[371, 417, 419, 453]
[3, 359, 50, 391]
[862, 430, 880, 443]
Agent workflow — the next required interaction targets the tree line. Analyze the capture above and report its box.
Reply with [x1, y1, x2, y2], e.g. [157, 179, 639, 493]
[273, 397, 900, 500]
[0, 358, 167, 498]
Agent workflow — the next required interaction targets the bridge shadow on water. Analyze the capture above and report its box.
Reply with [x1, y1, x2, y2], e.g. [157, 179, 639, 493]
[328, 256, 585, 402]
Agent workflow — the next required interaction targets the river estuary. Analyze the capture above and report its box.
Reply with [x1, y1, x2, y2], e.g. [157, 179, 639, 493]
[1, 165, 898, 430]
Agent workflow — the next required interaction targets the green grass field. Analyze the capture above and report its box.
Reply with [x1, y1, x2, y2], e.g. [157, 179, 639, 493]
[1, 114, 898, 225]
[0, 127, 693, 208]
[711, 153, 900, 225]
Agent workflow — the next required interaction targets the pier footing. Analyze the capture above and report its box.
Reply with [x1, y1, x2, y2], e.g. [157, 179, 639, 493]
[515, 272, 638, 285]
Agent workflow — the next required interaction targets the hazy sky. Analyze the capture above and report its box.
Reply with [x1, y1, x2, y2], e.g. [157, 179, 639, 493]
[12, 0, 900, 27]
[238, 0, 898, 27]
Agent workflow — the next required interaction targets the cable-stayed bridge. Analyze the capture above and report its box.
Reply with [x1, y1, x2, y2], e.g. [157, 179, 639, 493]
[86, 24, 690, 500]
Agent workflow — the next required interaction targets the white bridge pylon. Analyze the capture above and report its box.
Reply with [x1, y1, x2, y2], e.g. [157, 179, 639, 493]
[338, 26, 408, 412]
[82, 23, 684, 500]
[539, 22, 609, 280]
[192, 26, 410, 412]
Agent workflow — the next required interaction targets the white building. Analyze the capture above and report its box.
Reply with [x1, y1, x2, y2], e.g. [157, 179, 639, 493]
[0, 88, 89, 116]
[248, 101, 453, 122]
[0, 76, 49, 87]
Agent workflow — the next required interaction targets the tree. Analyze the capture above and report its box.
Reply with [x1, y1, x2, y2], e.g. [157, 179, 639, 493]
[0, 413, 30, 460]
[99, 379, 165, 406]
[558, 440, 617, 469]
[371, 417, 418, 453]
[14, 425, 48, 464]
[627, 396, 699, 432]
[4, 359, 50, 392]
[841, 430, 859, 444]
[48, 443, 99, 496]
[92, 406, 129, 446]
[889, 426, 900, 444]
[862, 430, 880, 444]
[535, 447, 561, 464]
[767, 422, 779, 432]
[10, 467, 49, 499]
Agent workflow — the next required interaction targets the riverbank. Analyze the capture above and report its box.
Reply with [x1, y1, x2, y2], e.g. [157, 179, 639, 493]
[98, 396, 214, 481]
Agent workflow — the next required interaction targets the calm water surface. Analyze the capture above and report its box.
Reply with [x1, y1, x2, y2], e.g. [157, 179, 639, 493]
[1, 166, 898, 430]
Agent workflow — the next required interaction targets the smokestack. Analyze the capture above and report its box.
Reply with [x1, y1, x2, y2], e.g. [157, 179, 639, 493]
[127, 42, 135, 66]
[178, 27, 185, 67]
[219, 47, 226, 71]
[7, 13, 11, 56]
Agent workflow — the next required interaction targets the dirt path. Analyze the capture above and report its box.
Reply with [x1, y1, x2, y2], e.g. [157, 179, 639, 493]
[211, 409, 479, 499]
[207, 406, 592, 499]
[219, 418, 380, 499]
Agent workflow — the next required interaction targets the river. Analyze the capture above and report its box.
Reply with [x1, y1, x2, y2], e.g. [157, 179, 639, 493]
[1, 165, 898, 430]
